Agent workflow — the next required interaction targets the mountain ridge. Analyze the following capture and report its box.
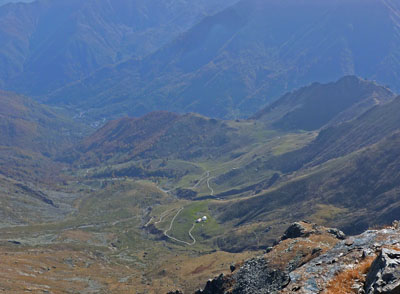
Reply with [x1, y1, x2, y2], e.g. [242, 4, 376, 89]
[47, 0, 400, 120]
[252, 76, 395, 131]
[0, 0, 238, 96]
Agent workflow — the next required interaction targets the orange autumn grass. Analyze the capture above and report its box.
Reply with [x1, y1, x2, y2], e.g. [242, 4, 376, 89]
[324, 256, 375, 294]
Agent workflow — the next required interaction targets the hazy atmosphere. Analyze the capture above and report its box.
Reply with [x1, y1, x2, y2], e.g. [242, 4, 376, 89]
[1, 0, 400, 293]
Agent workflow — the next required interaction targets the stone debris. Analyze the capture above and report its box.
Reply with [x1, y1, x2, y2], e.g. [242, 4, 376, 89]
[189, 221, 400, 294]
[365, 248, 400, 294]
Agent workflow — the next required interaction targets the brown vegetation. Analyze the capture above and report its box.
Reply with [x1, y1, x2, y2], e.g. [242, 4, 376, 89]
[324, 256, 375, 294]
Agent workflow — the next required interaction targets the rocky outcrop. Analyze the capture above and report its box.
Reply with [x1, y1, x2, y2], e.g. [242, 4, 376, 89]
[283, 225, 400, 294]
[365, 248, 400, 294]
[194, 221, 344, 294]
[281, 221, 345, 241]
[191, 221, 400, 294]
[195, 274, 233, 294]
[232, 257, 289, 294]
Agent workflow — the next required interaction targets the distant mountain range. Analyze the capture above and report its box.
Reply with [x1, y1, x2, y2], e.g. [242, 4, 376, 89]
[0, 0, 34, 6]
[45, 0, 400, 120]
[70, 76, 394, 166]
[0, 0, 237, 97]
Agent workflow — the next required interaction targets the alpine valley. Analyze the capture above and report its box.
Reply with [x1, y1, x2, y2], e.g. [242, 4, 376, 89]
[1, 1, 400, 294]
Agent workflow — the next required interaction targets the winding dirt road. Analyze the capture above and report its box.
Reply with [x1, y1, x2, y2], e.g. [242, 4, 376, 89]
[163, 207, 196, 246]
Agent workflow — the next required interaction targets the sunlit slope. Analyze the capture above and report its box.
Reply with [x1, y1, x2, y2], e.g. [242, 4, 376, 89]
[0, 90, 87, 181]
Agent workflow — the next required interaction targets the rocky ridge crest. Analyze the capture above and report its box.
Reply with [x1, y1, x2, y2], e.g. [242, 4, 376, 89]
[183, 221, 400, 294]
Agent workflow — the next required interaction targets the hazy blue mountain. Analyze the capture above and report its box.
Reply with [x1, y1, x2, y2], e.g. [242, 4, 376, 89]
[48, 0, 400, 120]
[0, 0, 238, 96]
[253, 76, 395, 131]
[0, 0, 34, 5]
[259, 92, 400, 177]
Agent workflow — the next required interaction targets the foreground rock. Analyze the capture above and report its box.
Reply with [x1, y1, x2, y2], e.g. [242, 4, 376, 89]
[189, 221, 400, 294]
[365, 248, 400, 294]
[194, 221, 344, 294]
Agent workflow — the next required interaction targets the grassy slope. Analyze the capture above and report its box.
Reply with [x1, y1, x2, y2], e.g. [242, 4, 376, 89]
[3, 78, 400, 291]
[70, 112, 319, 201]
[0, 90, 89, 182]
[0, 90, 84, 154]
[0, 176, 261, 293]
[215, 130, 400, 238]
[265, 95, 400, 173]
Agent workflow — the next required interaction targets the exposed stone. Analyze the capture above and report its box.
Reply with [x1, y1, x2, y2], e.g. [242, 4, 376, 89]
[232, 256, 290, 294]
[195, 274, 233, 294]
[328, 228, 346, 240]
[281, 222, 345, 242]
[282, 228, 400, 294]
[194, 221, 342, 294]
[265, 247, 273, 254]
[311, 247, 322, 256]
[346, 238, 355, 246]
[365, 248, 400, 294]
[281, 223, 307, 240]
[230, 264, 236, 273]
[193, 222, 400, 294]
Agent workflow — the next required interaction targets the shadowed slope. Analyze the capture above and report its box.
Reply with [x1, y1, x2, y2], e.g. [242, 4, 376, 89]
[0, 0, 238, 95]
[49, 0, 400, 119]
[253, 76, 395, 131]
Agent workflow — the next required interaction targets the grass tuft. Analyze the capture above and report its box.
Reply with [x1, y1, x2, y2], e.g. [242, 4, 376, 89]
[325, 256, 375, 294]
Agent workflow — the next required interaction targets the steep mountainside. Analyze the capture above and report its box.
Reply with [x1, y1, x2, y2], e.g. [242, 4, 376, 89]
[0, 90, 86, 181]
[66, 111, 259, 166]
[267, 95, 400, 173]
[55, 77, 400, 248]
[0, 90, 82, 154]
[193, 221, 400, 294]
[0, 0, 238, 96]
[214, 97, 400, 237]
[49, 0, 400, 120]
[253, 76, 395, 131]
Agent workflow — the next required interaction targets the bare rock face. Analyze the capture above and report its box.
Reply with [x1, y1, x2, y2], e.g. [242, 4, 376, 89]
[231, 257, 289, 294]
[281, 221, 346, 241]
[194, 221, 343, 294]
[282, 227, 400, 294]
[280, 222, 308, 240]
[365, 248, 400, 294]
[195, 274, 233, 294]
[191, 221, 400, 294]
